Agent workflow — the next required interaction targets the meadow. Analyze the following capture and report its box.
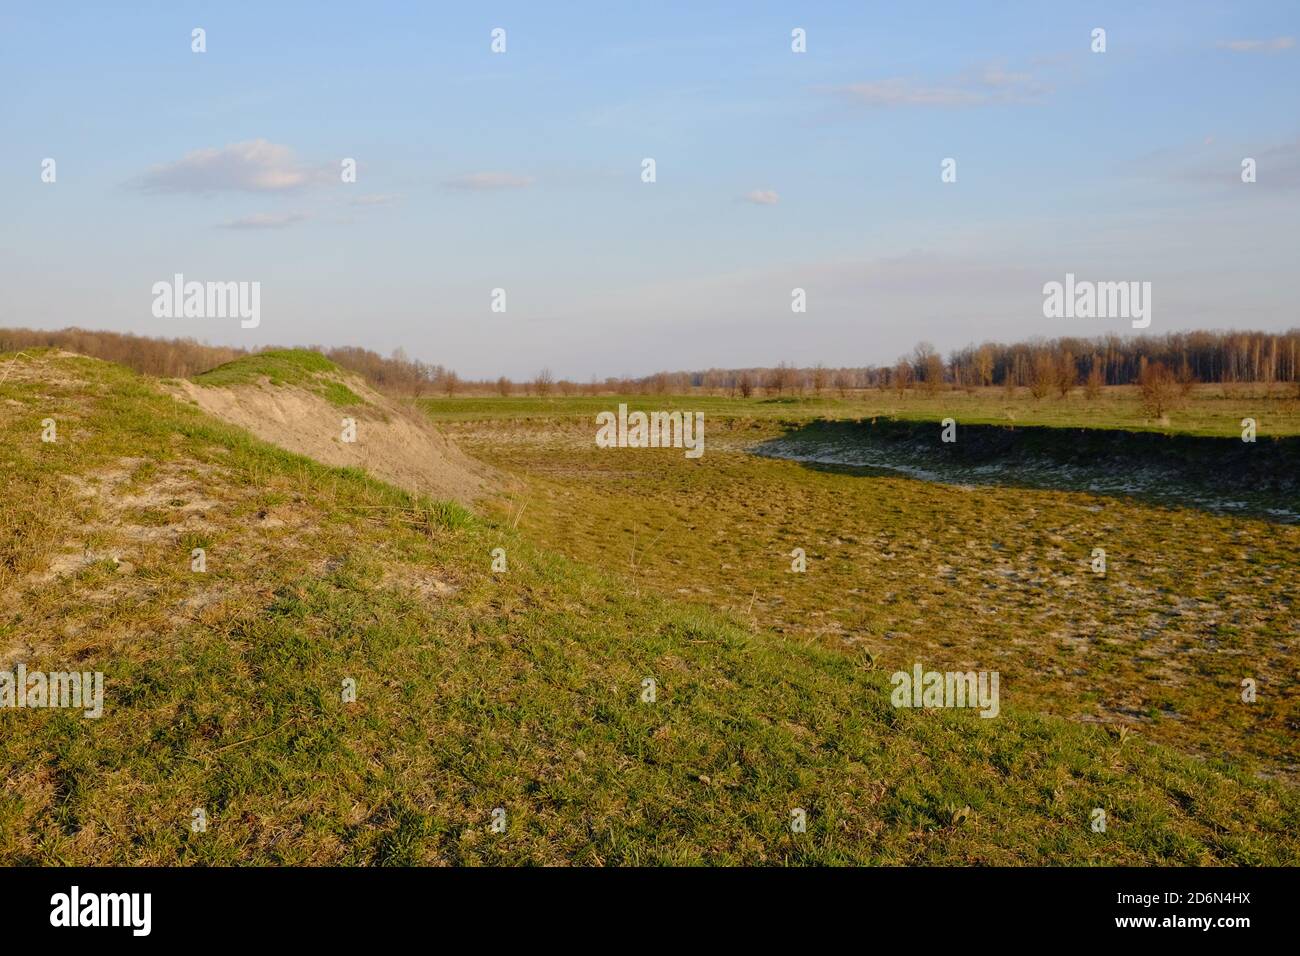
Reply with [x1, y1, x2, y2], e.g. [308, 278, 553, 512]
[424, 390, 1300, 782]
[0, 349, 1295, 865]
[420, 381, 1300, 437]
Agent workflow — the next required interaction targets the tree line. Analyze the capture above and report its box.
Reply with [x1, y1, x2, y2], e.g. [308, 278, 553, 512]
[3, 326, 1296, 397]
[680, 331, 1299, 396]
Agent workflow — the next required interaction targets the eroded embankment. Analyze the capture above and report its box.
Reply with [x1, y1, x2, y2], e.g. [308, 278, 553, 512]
[167, 370, 495, 506]
[756, 419, 1300, 521]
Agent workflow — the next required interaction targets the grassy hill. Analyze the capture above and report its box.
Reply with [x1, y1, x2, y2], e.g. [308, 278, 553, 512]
[191, 348, 367, 407]
[0, 349, 1296, 864]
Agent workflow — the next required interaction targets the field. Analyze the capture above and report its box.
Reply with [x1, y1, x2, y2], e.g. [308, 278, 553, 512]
[425, 394, 1300, 784]
[421, 382, 1300, 436]
[1, 349, 1297, 865]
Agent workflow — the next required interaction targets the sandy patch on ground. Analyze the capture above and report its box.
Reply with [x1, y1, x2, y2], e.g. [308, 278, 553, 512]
[167, 377, 494, 505]
[0, 349, 86, 387]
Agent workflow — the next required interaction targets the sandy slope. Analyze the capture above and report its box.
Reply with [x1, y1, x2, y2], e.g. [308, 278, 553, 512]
[167, 375, 494, 505]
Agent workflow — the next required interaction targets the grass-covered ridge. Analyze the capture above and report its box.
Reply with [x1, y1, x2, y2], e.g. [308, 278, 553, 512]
[193, 348, 365, 406]
[0, 350, 1296, 864]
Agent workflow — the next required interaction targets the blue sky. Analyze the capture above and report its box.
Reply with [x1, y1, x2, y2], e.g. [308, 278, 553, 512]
[2, 1, 1297, 378]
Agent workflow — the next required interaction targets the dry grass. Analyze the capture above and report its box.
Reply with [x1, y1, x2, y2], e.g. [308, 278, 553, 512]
[442, 412, 1300, 782]
[1, 350, 1296, 865]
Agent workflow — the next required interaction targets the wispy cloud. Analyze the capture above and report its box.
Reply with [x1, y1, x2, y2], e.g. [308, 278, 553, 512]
[744, 189, 779, 205]
[1217, 36, 1295, 53]
[348, 193, 401, 207]
[819, 62, 1048, 109]
[217, 212, 308, 230]
[1135, 137, 1300, 191]
[444, 172, 535, 190]
[1253, 139, 1300, 187]
[137, 140, 319, 193]
[1194, 138, 1300, 189]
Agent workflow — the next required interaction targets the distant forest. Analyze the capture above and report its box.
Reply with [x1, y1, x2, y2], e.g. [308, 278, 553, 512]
[3, 326, 1297, 397]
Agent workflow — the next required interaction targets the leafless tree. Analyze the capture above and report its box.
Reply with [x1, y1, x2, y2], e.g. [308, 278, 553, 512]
[1029, 353, 1056, 399]
[1083, 356, 1104, 400]
[913, 342, 944, 394]
[893, 359, 913, 395]
[974, 345, 995, 387]
[1055, 350, 1077, 398]
[1138, 360, 1178, 418]
[767, 362, 796, 396]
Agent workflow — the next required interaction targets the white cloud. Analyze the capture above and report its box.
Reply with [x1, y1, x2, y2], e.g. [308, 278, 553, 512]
[139, 140, 316, 193]
[348, 193, 401, 206]
[1254, 138, 1300, 187]
[1218, 37, 1295, 53]
[218, 212, 308, 230]
[444, 172, 535, 190]
[744, 189, 780, 205]
[1156, 137, 1300, 190]
[820, 62, 1048, 108]
[828, 78, 985, 108]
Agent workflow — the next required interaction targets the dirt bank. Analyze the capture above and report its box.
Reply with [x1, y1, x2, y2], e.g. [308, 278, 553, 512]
[167, 376, 494, 506]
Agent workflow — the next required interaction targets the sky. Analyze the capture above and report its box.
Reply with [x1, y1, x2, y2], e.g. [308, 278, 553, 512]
[2, 1, 1298, 379]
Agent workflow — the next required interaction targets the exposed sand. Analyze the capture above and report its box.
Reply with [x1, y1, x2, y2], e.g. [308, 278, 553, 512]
[166, 375, 494, 506]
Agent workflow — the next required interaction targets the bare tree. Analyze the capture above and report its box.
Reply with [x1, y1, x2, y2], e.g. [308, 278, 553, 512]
[738, 372, 754, 398]
[1083, 356, 1104, 400]
[1029, 353, 1056, 399]
[443, 370, 460, 397]
[811, 363, 829, 395]
[534, 368, 554, 397]
[495, 376, 512, 397]
[913, 342, 944, 394]
[974, 345, 995, 387]
[1138, 360, 1178, 418]
[893, 358, 914, 395]
[1055, 349, 1077, 398]
[767, 362, 796, 396]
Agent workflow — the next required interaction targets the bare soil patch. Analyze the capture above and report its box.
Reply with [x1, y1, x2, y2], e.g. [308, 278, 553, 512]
[168, 377, 494, 505]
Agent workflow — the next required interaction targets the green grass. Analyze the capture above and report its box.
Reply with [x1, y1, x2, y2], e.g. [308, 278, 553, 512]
[0, 350, 1296, 865]
[194, 348, 365, 406]
[435, 408, 1300, 787]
